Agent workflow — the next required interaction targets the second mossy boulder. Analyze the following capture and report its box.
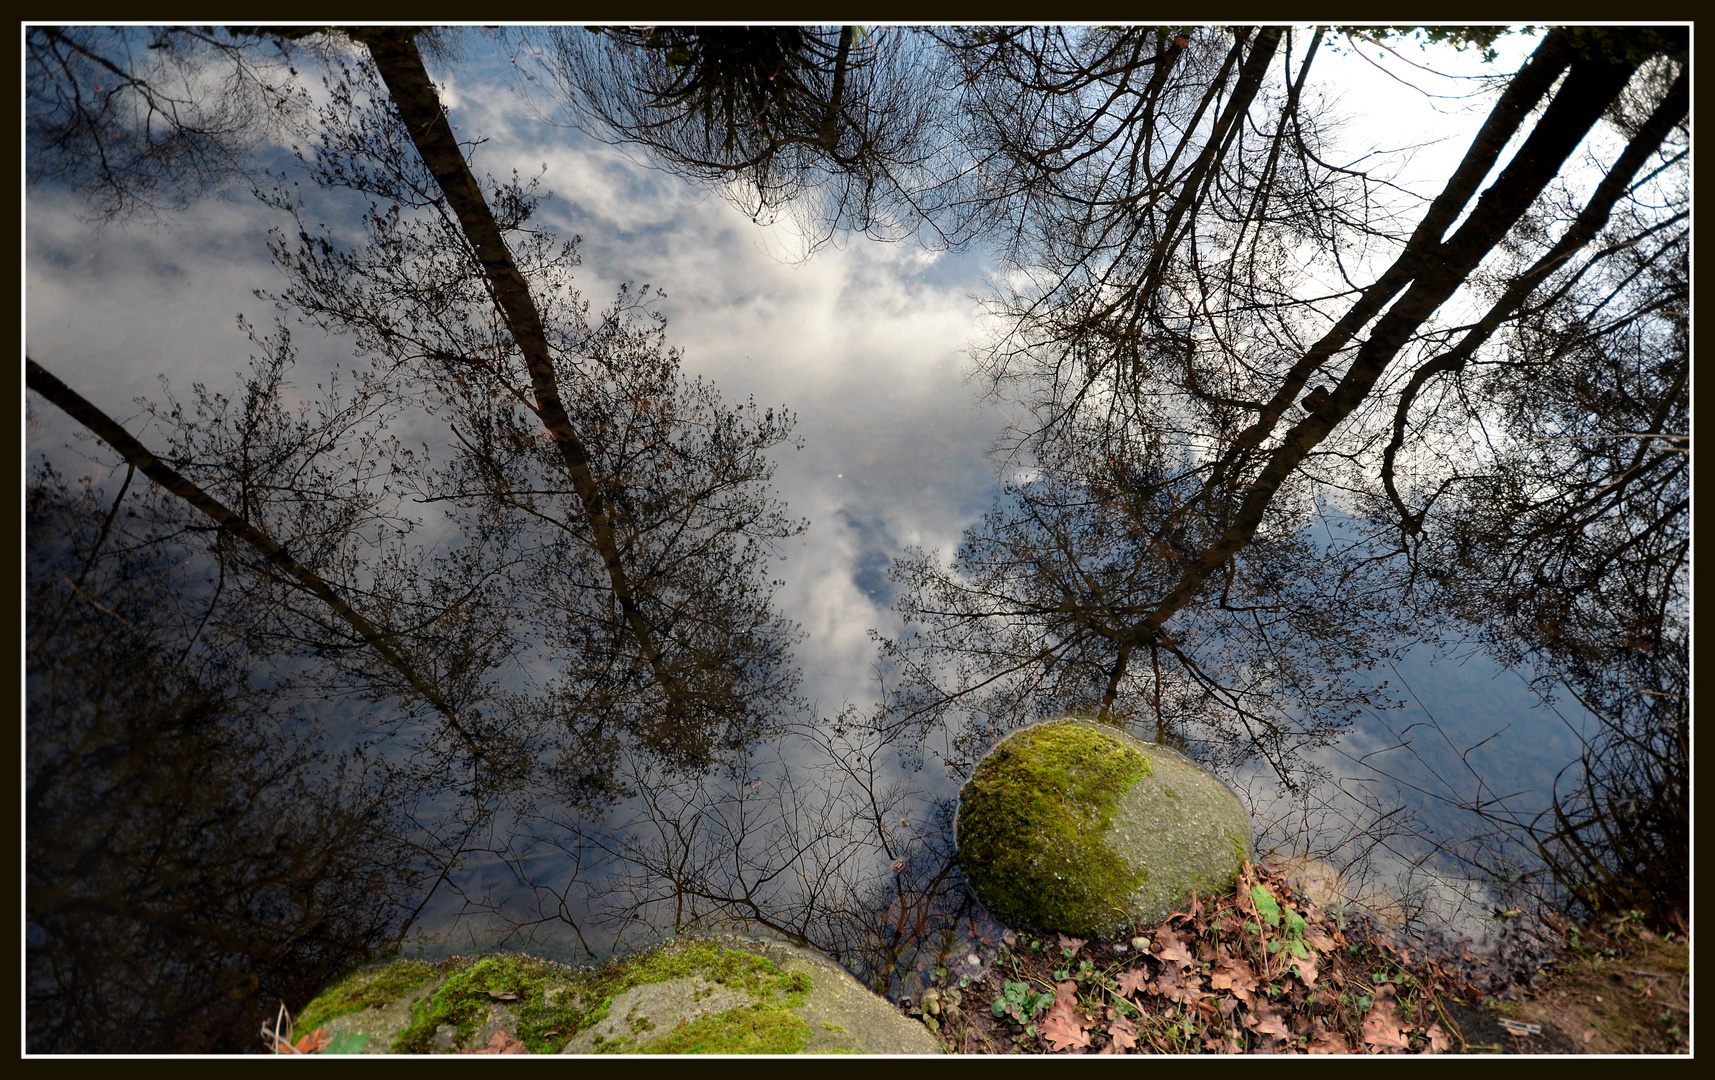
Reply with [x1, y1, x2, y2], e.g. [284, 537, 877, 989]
[955, 718, 1251, 939]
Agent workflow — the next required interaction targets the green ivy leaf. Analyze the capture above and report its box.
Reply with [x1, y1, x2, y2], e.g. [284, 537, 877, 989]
[1250, 886, 1282, 927]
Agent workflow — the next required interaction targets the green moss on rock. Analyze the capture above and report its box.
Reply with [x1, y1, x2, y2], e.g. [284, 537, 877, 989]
[293, 958, 438, 1034]
[293, 934, 941, 1054]
[956, 720, 1153, 937]
[387, 939, 821, 1054]
[630, 1004, 813, 1054]
[957, 718, 1252, 939]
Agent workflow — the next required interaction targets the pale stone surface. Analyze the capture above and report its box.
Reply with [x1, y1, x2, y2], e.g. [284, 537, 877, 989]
[1102, 725, 1253, 932]
[558, 975, 753, 1053]
[708, 933, 943, 1055]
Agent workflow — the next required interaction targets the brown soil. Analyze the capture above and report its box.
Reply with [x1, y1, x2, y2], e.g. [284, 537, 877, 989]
[1458, 922, 1690, 1054]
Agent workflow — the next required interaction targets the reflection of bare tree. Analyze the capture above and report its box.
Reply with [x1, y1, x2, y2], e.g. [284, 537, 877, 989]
[872, 26, 1688, 932]
[880, 426, 1408, 784]
[25, 27, 315, 221]
[1406, 235, 1688, 929]
[495, 707, 972, 993]
[28, 27, 825, 1048]
[25, 471, 426, 1053]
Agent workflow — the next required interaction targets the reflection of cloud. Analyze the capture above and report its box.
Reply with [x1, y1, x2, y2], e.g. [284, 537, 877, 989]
[26, 36, 1011, 728]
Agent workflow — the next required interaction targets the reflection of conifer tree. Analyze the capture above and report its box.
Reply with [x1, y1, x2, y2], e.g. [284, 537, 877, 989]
[544, 25, 948, 245]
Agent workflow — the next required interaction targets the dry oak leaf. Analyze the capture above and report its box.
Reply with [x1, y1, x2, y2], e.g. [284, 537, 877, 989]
[1042, 1010, 1093, 1052]
[1427, 1023, 1451, 1053]
[1151, 963, 1183, 999]
[1114, 968, 1151, 999]
[1056, 934, 1087, 956]
[1289, 951, 1319, 987]
[1302, 926, 1339, 953]
[486, 989, 521, 1002]
[1210, 957, 1259, 1004]
[1205, 1027, 1244, 1054]
[1106, 1011, 1139, 1052]
[1361, 998, 1412, 1051]
[1248, 1006, 1292, 1039]
[1052, 979, 1081, 1013]
[1154, 928, 1195, 968]
[1308, 1025, 1354, 1054]
[275, 1028, 331, 1054]
[1164, 974, 1210, 1007]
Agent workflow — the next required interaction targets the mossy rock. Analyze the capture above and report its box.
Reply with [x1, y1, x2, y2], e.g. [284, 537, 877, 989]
[955, 717, 1252, 939]
[290, 935, 939, 1055]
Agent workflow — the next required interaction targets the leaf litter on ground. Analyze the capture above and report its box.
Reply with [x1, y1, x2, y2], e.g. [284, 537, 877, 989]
[912, 860, 1479, 1054]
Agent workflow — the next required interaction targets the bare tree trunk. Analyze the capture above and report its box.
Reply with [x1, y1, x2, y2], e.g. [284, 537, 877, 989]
[25, 356, 487, 757]
[1128, 42, 1669, 656]
[353, 27, 684, 703]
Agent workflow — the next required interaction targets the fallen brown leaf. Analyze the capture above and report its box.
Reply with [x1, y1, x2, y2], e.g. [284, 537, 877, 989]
[1308, 1023, 1353, 1054]
[1248, 1005, 1291, 1039]
[1155, 928, 1195, 968]
[1115, 967, 1150, 998]
[1052, 979, 1079, 1012]
[1151, 963, 1182, 998]
[1056, 934, 1086, 956]
[1163, 973, 1209, 1007]
[1427, 1023, 1451, 1053]
[1361, 996, 1411, 1051]
[1303, 926, 1338, 953]
[1042, 1010, 1092, 1052]
[1210, 956, 1259, 1005]
[1106, 1011, 1138, 1052]
[487, 989, 520, 1002]
[1289, 951, 1319, 987]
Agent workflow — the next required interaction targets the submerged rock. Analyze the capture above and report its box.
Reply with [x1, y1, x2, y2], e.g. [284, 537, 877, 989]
[290, 934, 939, 1055]
[956, 717, 1252, 939]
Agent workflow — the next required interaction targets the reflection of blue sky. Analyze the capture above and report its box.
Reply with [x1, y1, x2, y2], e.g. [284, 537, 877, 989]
[1341, 642, 1596, 846]
[840, 510, 901, 608]
[25, 28, 1612, 954]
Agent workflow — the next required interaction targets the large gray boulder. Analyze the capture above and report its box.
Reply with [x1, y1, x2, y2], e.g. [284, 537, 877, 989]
[956, 717, 1252, 940]
[290, 934, 940, 1055]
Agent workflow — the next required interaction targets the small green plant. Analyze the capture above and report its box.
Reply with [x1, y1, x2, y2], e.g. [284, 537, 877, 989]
[1251, 885, 1310, 959]
[992, 980, 1054, 1025]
